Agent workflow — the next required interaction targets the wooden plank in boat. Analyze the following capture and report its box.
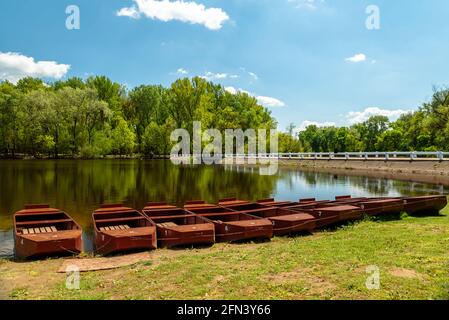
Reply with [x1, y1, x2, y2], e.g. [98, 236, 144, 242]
[34, 228, 41, 234]
[158, 222, 178, 228]
[40, 227, 47, 233]
[50, 226, 57, 232]
[45, 227, 52, 233]
[23, 229, 29, 234]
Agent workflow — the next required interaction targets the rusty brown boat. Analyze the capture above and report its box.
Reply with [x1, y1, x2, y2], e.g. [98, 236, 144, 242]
[257, 198, 361, 228]
[402, 195, 447, 215]
[184, 201, 273, 242]
[93, 204, 157, 255]
[220, 198, 315, 236]
[328, 195, 404, 217]
[14, 204, 82, 259]
[142, 202, 215, 248]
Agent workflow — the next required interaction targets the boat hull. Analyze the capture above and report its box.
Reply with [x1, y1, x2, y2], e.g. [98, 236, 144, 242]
[156, 224, 215, 248]
[404, 196, 447, 215]
[269, 212, 316, 236]
[359, 199, 404, 216]
[95, 227, 157, 256]
[214, 220, 273, 242]
[14, 230, 82, 259]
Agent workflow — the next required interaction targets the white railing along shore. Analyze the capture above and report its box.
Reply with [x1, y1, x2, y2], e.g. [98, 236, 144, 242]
[222, 151, 449, 161]
[171, 152, 449, 161]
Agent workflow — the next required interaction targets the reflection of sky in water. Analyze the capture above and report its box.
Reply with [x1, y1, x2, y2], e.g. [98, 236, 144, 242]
[0, 230, 14, 259]
[1, 161, 447, 258]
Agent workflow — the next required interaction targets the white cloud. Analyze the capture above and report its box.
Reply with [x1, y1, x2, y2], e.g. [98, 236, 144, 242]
[177, 68, 188, 75]
[248, 72, 258, 81]
[239, 67, 259, 82]
[0, 52, 70, 84]
[298, 120, 336, 131]
[256, 96, 285, 108]
[202, 71, 228, 80]
[345, 53, 367, 63]
[117, 6, 140, 19]
[224, 86, 237, 94]
[347, 107, 411, 124]
[288, 0, 325, 11]
[224, 87, 285, 108]
[117, 0, 230, 30]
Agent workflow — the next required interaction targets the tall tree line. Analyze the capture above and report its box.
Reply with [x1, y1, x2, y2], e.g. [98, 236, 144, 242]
[277, 87, 449, 153]
[0, 76, 275, 158]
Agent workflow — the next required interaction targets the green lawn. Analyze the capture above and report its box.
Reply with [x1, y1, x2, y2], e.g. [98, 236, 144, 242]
[1, 209, 449, 300]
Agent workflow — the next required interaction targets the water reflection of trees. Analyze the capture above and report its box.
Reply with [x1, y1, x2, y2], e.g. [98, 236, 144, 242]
[1, 161, 446, 231]
[0, 160, 277, 230]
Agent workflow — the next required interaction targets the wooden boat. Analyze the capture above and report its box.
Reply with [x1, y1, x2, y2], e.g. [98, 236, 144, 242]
[257, 198, 361, 228]
[330, 195, 404, 216]
[14, 204, 82, 259]
[142, 202, 215, 248]
[93, 204, 157, 255]
[402, 195, 447, 215]
[184, 201, 273, 242]
[220, 198, 315, 236]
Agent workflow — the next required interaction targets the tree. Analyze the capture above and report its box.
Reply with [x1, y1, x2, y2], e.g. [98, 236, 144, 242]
[0, 81, 21, 157]
[128, 85, 168, 149]
[375, 129, 403, 151]
[354, 115, 389, 151]
[86, 76, 125, 112]
[52, 77, 85, 90]
[142, 122, 171, 157]
[111, 116, 136, 156]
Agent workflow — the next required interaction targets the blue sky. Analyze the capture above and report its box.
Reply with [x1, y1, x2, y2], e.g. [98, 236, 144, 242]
[1, 0, 449, 131]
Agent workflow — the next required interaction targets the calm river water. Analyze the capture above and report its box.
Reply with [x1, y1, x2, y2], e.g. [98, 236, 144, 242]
[0, 159, 446, 257]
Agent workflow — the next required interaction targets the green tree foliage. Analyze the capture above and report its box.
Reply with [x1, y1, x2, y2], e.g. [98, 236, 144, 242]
[0, 76, 275, 158]
[283, 87, 449, 153]
[142, 122, 172, 157]
[3, 77, 448, 158]
[112, 116, 136, 156]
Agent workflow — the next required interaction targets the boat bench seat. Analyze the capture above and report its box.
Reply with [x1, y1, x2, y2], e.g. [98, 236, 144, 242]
[100, 225, 130, 232]
[22, 226, 57, 234]
[157, 222, 178, 228]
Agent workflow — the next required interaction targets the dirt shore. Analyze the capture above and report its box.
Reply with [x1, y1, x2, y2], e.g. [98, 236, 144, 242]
[274, 159, 449, 185]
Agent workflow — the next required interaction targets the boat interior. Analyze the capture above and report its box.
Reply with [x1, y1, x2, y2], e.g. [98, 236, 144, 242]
[93, 204, 152, 231]
[185, 201, 262, 223]
[143, 203, 211, 227]
[15, 205, 79, 235]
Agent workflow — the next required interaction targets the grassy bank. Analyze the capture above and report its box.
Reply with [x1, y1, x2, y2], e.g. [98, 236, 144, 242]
[1, 210, 449, 300]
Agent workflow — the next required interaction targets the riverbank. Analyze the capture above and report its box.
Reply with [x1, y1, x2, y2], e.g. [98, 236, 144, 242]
[1, 210, 448, 300]
[273, 159, 449, 186]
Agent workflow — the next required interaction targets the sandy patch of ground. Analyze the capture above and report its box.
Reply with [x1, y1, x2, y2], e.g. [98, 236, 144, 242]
[389, 267, 426, 280]
[263, 267, 337, 296]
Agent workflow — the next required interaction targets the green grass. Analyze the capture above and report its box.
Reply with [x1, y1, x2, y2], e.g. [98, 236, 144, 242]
[1, 210, 449, 300]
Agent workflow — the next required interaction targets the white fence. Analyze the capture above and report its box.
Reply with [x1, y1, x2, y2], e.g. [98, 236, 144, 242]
[223, 151, 449, 161]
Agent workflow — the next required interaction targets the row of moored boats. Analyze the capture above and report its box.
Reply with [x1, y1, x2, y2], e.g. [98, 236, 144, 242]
[13, 195, 447, 259]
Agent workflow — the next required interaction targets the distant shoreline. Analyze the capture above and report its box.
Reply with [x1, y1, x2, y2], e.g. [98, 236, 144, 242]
[272, 159, 449, 186]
